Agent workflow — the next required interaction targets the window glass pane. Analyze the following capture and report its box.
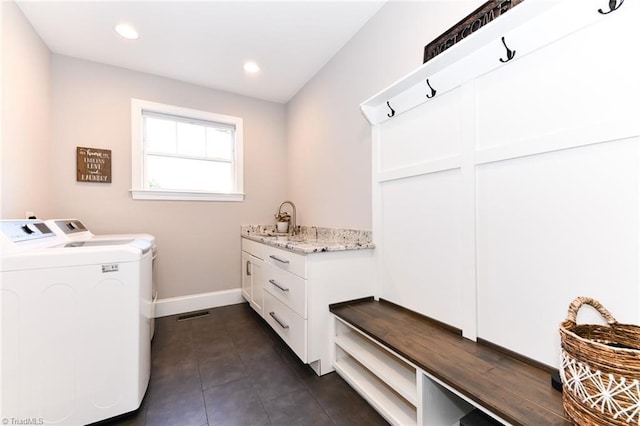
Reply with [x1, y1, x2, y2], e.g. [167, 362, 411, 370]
[206, 128, 234, 160]
[176, 122, 206, 157]
[145, 117, 176, 154]
[146, 155, 232, 192]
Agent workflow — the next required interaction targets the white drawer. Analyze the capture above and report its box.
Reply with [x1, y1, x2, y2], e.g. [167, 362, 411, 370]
[242, 238, 264, 259]
[263, 263, 307, 318]
[263, 291, 307, 363]
[263, 245, 307, 279]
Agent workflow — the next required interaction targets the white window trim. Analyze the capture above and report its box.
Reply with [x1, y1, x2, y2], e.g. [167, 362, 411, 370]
[130, 98, 244, 201]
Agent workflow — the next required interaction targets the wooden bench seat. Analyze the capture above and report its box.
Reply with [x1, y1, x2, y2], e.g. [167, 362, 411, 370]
[330, 297, 571, 426]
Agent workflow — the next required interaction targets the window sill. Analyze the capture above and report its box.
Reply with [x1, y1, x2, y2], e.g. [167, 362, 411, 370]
[130, 189, 244, 202]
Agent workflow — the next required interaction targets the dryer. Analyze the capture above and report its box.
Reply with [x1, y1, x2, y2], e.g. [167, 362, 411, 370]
[0, 220, 152, 425]
[45, 218, 158, 338]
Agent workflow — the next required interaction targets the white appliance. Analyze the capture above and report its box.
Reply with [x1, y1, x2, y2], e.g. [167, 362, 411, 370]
[45, 218, 158, 338]
[0, 220, 152, 425]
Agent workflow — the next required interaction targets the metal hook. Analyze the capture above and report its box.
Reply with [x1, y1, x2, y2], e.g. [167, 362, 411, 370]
[425, 79, 437, 99]
[499, 36, 516, 63]
[386, 101, 395, 118]
[598, 0, 623, 14]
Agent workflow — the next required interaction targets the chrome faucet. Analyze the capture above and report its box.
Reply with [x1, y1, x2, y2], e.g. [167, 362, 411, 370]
[277, 201, 297, 235]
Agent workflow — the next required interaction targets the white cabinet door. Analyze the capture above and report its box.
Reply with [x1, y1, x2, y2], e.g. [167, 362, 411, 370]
[241, 251, 264, 315]
[241, 251, 251, 302]
[249, 259, 264, 315]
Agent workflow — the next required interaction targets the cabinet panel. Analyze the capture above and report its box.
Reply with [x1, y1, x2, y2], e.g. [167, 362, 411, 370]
[241, 251, 264, 315]
[249, 260, 263, 314]
[263, 245, 307, 279]
[241, 252, 252, 302]
[476, 138, 640, 366]
[242, 238, 264, 259]
[263, 263, 307, 318]
[379, 169, 463, 328]
[263, 291, 307, 362]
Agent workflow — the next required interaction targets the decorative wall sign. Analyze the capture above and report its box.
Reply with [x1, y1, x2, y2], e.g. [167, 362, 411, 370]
[423, 0, 524, 63]
[77, 146, 112, 183]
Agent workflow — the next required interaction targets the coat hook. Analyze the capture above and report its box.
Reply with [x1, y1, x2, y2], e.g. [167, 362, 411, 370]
[598, 0, 623, 14]
[386, 101, 395, 118]
[499, 36, 516, 63]
[425, 79, 437, 99]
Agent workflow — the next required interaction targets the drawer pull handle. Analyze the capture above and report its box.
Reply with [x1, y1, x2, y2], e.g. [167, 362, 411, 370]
[269, 279, 289, 292]
[269, 255, 290, 264]
[246, 260, 251, 276]
[269, 311, 289, 329]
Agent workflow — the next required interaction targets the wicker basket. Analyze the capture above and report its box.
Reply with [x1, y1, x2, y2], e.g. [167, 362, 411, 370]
[559, 297, 640, 425]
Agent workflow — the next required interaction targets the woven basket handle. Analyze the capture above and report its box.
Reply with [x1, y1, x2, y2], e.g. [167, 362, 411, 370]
[566, 296, 618, 326]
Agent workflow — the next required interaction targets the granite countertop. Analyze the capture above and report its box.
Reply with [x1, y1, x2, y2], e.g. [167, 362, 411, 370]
[241, 225, 375, 254]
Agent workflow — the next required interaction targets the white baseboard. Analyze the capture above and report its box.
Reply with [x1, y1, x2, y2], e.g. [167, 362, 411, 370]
[154, 288, 244, 318]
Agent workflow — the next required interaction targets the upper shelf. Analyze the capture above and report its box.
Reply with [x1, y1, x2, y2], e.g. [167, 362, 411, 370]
[360, 0, 613, 125]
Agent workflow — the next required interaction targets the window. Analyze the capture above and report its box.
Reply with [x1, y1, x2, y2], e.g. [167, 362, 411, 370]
[130, 99, 244, 201]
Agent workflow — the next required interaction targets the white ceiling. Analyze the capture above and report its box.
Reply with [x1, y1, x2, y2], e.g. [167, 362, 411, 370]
[17, 1, 386, 103]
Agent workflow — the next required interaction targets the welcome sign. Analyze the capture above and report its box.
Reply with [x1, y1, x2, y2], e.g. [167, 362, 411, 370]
[423, 0, 524, 63]
[77, 146, 112, 183]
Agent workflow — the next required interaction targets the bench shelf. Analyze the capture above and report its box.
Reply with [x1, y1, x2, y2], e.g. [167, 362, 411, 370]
[331, 297, 570, 426]
[335, 352, 417, 426]
[335, 319, 418, 405]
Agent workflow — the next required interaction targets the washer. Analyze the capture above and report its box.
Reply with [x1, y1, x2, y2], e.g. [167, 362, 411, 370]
[45, 218, 158, 338]
[0, 220, 152, 425]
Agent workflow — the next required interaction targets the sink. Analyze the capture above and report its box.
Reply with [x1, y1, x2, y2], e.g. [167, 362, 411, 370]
[255, 232, 288, 239]
[256, 231, 294, 237]
[252, 232, 306, 244]
[256, 234, 304, 242]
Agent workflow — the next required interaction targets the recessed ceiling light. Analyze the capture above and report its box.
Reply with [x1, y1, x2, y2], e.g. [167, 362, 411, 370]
[115, 23, 139, 40]
[243, 61, 260, 73]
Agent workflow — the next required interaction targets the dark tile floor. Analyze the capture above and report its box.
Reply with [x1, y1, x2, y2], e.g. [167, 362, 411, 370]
[104, 302, 388, 426]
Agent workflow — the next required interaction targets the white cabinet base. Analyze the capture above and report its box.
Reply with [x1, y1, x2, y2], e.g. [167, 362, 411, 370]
[242, 237, 374, 376]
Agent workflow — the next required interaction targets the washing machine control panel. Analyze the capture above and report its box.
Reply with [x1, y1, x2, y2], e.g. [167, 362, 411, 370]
[1, 220, 56, 243]
[53, 219, 88, 234]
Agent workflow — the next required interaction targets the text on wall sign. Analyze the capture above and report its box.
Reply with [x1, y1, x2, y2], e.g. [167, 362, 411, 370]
[77, 146, 112, 183]
[423, 0, 524, 63]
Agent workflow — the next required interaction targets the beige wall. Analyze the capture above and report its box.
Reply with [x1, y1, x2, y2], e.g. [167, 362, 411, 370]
[51, 56, 287, 299]
[2, 0, 486, 301]
[286, 0, 484, 230]
[1, 1, 52, 219]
